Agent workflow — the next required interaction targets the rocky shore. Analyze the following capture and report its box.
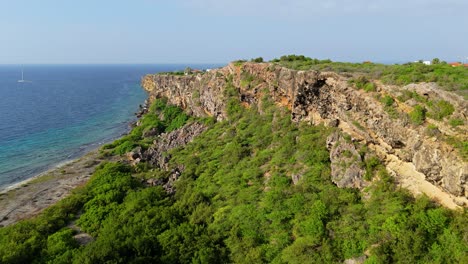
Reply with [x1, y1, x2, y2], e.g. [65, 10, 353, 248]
[0, 97, 152, 227]
[0, 149, 102, 227]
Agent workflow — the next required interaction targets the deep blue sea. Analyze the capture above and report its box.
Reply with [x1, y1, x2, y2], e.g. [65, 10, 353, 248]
[0, 64, 217, 190]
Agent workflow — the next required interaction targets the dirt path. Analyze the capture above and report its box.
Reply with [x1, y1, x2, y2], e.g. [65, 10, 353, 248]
[384, 152, 467, 209]
[339, 122, 467, 210]
[370, 143, 467, 210]
[0, 149, 107, 227]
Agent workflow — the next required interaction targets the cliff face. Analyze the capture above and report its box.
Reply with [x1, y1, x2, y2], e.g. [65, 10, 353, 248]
[142, 62, 468, 207]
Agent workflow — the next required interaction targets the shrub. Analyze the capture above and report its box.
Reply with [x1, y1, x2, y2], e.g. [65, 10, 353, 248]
[381, 95, 394, 107]
[363, 82, 376, 92]
[364, 156, 381, 180]
[240, 73, 256, 88]
[409, 105, 426, 125]
[103, 99, 189, 155]
[349, 76, 369, 89]
[348, 76, 377, 92]
[251, 57, 264, 63]
[113, 140, 136, 155]
[427, 100, 455, 120]
[449, 118, 464, 127]
[233, 60, 247, 67]
[397, 90, 427, 103]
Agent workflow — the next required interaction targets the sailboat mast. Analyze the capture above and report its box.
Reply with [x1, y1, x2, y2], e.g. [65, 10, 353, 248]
[18, 65, 27, 83]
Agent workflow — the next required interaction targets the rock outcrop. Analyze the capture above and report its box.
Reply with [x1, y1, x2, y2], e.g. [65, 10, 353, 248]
[326, 132, 366, 189]
[128, 122, 208, 194]
[142, 62, 468, 205]
[145, 122, 207, 169]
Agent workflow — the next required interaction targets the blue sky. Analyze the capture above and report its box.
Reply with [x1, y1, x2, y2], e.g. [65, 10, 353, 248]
[1, 0, 467, 64]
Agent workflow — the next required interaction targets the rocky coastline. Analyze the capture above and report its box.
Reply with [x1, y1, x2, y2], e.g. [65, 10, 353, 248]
[0, 101, 149, 227]
[142, 62, 467, 208]
[1, 61, 466, 228]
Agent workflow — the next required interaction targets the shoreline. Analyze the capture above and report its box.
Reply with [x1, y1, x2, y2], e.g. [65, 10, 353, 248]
[0, 147, 111, 227]
[0, 102, 147, 227]
[0, 158, 78, 195]
[0, 138, 120, 195]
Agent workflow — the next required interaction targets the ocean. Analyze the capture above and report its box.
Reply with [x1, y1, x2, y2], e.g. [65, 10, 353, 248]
[0, 64, 217, 190]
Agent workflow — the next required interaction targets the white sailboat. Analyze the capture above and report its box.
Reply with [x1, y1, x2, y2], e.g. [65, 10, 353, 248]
[18, 67, 30, 83]
[18, 68, 25, 82]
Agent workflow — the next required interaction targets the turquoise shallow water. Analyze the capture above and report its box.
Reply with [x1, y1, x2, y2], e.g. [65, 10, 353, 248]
[0, 64, 217, 189]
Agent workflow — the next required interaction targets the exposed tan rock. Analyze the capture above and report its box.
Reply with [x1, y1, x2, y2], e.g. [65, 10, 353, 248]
[343, 255, 367, 264]
[141, 62, 468, 205]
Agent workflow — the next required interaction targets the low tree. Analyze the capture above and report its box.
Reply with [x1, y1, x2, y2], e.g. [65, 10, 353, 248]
[251, 57, 264, 63]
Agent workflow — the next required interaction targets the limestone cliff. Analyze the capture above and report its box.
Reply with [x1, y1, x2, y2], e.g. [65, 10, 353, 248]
[141, 62, 468, 208]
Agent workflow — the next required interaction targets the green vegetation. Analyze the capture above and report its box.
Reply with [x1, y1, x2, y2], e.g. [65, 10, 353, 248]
[381, 95, 395, 107]
[395, 89, 455, 121]
[444, 136, 468, 160]
[102, 98, 189, 155]
[251, 57, 264, 63]
[348, 76, 376, 92]
[363, 156, 383, 181]
[397, 90, 427, 103]
[409, 105, 427, 125]
[0, 82, 467, 263]
[449, 118, 464, 127]
[271, 55, 468, 92]
[233, 60, 247, 67]
[426, 99, 455, 120]
[240, 72, 256, 89]
[379, 95, 399, 119]
[159, 70, 185, 76]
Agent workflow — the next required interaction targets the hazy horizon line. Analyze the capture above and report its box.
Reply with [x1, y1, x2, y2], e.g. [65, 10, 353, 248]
[0, 57, 465, 66]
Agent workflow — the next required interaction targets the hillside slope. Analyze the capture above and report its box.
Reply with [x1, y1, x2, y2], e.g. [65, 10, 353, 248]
[142, 62, 468, 208]
[1, 62, 467, 263]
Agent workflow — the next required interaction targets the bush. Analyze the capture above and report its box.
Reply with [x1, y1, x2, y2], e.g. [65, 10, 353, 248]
[409, 105, 426, 125]
[449, 118, 464, 127]
[364, 156, 381, 180]
[348, 76, 377, 92]
[113, 140, 136, 155]
[233, 60, 247, 66]
[363, 82, 377, 92]
[105, 99, 189, 155]
[251, 57, 264, 63]
[381, 95, 394, 107]
[397, 90, 427, 103]
[349, 76, 369, 89]
[427, 100, 455, 120]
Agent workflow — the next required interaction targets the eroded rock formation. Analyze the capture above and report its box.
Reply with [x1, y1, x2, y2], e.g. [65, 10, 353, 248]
[142, 62, 468, 204]
[127, 122, 208, 194]
[326, 132, 366, 189]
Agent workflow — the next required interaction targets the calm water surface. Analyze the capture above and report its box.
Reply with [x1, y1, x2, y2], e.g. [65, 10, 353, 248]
[0, 64, 217, 189]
